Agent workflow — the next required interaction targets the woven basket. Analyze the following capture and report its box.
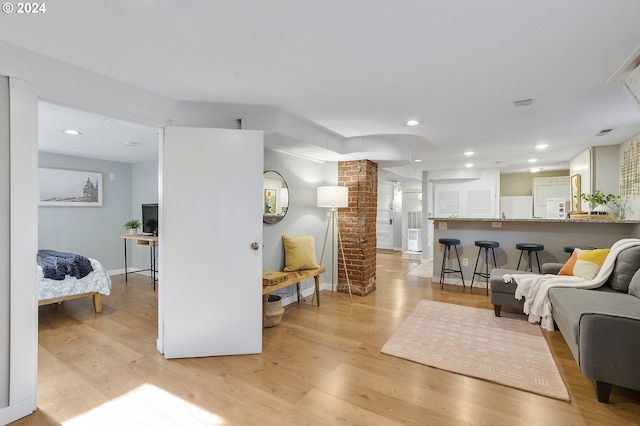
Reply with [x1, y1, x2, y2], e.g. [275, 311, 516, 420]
[264, 295, 284, 328]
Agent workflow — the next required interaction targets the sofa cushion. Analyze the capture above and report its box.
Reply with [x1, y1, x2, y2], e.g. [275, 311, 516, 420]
[489, 268, 533, 315]
[489, 268, 536, 294]
[573, 249, 610, 280]
[541, 262, 563, 275]
[629, 268, 640, 299]
[608, 245, 640, 292]
[549, 287, 640, 362]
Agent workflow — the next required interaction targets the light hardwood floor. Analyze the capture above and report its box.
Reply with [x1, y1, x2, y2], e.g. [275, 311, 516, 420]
[11, 253, 640, 425]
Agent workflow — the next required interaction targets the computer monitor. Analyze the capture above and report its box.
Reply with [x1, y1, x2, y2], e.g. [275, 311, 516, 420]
[142, 203, 158, 236]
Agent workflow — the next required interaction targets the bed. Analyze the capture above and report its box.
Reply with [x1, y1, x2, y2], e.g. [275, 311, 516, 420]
[37, 250, 112, 313]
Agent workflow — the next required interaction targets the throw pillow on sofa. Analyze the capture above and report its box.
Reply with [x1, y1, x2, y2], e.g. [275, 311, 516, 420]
[558, 248, 582, 276]
[282, 234, 321, 272]
[573, 249, 610, 280]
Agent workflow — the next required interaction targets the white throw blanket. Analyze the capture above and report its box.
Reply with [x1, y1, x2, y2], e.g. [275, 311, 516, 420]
[503, 238, 640, 331]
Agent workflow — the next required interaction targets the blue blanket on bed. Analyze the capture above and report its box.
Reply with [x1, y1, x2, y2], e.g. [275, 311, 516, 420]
[37, 250, 94, 281]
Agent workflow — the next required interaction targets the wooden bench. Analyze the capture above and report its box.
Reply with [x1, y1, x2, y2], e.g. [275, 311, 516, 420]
[262, 267, 325, 327]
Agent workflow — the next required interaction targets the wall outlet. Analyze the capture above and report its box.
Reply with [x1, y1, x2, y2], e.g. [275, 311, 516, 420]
[492, 222, 502, 228]
[438, 222, 447, 230]
[462, 258, 469, 266]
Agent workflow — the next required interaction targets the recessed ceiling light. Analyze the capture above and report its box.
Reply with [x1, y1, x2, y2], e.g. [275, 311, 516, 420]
[465, 163, 474, 168]
[404, 120, 421, 127]
[463, 151, 474, 156]
[62, 129, 82, 136]
[530, 167, 541, 173]
[413, 159, 422, 162]
[535, 144, 549, 150]
[123, 141, 138, 147]
[528, 158, 538, 163]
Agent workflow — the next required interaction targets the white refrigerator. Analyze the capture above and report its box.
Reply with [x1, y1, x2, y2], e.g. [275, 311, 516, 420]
[500, 196, 533, 219]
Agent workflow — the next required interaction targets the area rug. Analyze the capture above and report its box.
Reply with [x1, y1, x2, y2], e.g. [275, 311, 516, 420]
[407, 260, 433, 278]
[381, 300, 570, 401]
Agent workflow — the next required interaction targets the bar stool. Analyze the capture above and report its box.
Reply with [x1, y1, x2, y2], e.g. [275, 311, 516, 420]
[472, 240, 499, 296]
[564, 245, 596, 255]
[439, 238, 464, 289]
[516, 243, 544, 273]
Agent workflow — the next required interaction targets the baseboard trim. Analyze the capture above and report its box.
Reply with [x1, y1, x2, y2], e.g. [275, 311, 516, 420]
[107, 268, 152, 277]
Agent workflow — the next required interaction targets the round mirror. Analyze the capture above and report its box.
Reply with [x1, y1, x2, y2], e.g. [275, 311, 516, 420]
[263, 171, 289, 224]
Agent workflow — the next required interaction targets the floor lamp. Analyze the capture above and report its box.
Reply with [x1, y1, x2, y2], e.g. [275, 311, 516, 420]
[317, 186, 353, 303]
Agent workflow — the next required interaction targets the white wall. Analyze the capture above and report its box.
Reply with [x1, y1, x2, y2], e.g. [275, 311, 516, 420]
[569, 148, 592, 209]
[38, 152, 133, 271]
[37, 155, 159, 274]
[131, 160, 159, 271]
[262, 149, 338, 304]
[593, 145, 620, 195]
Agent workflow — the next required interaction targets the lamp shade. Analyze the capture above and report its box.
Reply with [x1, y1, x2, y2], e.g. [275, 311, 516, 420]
[317, 186, 348, 208]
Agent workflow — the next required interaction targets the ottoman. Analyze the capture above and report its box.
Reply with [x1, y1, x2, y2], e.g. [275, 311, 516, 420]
[489, 268, 535, 316]
[490, 264, 562, 316]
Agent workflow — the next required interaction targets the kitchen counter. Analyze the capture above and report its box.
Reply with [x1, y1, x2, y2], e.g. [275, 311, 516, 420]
[432, 217, 640, 224]
[431, 217, 640, 288]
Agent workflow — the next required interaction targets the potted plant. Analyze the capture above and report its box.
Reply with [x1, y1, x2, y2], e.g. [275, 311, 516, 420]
[124, 219, 142, 234]
[580, 190, 620, 215]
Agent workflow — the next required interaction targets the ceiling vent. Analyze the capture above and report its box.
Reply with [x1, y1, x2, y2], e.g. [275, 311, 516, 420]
[596, 129, 613, 136]
[514, 99, 533, 107]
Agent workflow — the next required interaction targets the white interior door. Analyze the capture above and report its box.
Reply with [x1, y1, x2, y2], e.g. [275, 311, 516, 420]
[376, 181, 394, 250]
[158, 126, 263, 358]
[0, 84, 38, 425]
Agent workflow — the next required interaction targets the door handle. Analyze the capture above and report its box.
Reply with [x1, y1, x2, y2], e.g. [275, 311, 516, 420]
[251, 242, 260, 251]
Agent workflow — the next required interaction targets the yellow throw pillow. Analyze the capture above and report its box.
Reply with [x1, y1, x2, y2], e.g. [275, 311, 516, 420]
[573, 249, 611, 280]
[558, 249, 582, 276]
[282, 235, 320, 272]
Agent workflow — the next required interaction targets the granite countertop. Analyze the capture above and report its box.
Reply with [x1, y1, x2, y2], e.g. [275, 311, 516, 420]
[430, 217, 640, 224]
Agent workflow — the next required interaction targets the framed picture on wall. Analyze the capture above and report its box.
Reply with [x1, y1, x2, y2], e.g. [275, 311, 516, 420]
[570, 174, 581, 212]
[38, 167, 103, 207]
[264, 188, 277, 215]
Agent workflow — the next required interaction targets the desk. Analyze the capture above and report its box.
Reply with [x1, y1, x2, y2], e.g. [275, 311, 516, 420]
[262, 267, 325, 327]
[121, 234, 158, 289]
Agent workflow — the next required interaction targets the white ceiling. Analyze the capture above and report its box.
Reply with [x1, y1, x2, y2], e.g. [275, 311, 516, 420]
[3, 1, 640, 176]
[38, 102, 159, 163]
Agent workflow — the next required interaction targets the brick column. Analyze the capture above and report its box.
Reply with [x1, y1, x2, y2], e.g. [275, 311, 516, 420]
[337, 160, 378, 296]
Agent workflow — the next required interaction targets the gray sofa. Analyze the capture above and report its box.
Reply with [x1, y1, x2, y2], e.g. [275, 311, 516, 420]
[489, 246, 640, 403]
